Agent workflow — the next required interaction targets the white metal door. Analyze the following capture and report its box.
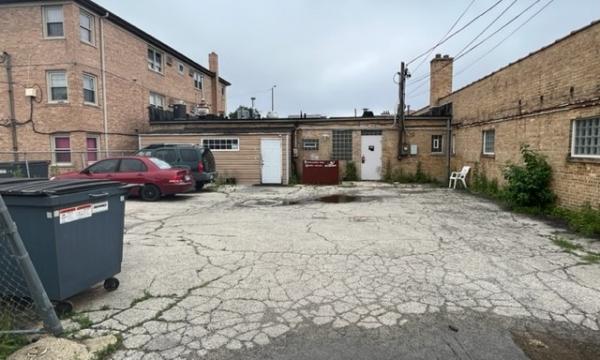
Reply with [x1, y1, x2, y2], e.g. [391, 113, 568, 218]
[361, 135, 382, 180]
[261, 138, 282, 184]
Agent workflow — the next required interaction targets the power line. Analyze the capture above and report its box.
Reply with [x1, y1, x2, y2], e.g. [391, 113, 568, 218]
[410, 0, 476, 76]
[454, 0, 556, 78]
[406, 0, 506, 65]
[407, 0, 554, 102]
[407, 0, 545, 94]
[453, 0, 518, 59]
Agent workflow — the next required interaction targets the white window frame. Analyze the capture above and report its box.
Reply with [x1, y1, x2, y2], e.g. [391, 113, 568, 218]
[177, 62, 185, 75]
[431, 135, 443, 153]
[149, 92, 166, 109]
[82, 73, 97, 105]
[51, 134, 72, 166]
[303, 139, 319, 151]
[79, 9, 95, 45]
[47, 70, 68, 103]
[193, 72, 203, 90]
[482, 129, 495, 156]
[147, 47, 164, 73]
[571, 117, 600, 159]
[201, 138, 240, 152]
[42, 5, 64, 39]
[86, 135, 100, 164]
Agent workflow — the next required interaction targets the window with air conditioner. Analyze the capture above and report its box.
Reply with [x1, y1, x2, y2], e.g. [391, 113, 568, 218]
[43, 5, 64, 38]
[431, 135, 443, 153]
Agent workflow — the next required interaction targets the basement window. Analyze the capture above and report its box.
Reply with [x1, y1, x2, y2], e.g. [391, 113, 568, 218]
[332, 130, 353, 161]
[202, 138, 239, 151]
[303, 139, 319, 151]
[43, 5, 64, 38]
[482, 130, 495, 156]
[572, 117, 600, 158]
[431, 135, 443, 153]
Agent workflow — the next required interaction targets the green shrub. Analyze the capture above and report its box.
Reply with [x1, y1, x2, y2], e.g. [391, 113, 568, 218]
[551, 204, 600, 238]
[343, 161, 359, 181]
[471, 162, 500, 196]
[503, 145, 555, 208]
[382, 161, 436, 184]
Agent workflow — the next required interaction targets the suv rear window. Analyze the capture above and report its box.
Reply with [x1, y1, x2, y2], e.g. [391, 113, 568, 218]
[149, 158, 171, 169]
[180, 149, 199, 162]
[155, 149, 177, 163]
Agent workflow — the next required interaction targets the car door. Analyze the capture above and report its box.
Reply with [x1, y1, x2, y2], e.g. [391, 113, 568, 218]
[85, 159, 120, 180]
[116, 158, 148, 184]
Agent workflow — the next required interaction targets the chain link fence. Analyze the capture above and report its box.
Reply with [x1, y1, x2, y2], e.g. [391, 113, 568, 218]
[0, 150, 138, 178]
[0, 195, 62, 340]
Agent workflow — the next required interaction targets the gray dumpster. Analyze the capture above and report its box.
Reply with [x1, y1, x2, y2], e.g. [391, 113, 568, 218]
[0, 178, 128, 305]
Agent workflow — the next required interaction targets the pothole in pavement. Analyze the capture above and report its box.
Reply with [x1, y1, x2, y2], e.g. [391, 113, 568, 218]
[239, 195, 380, 207]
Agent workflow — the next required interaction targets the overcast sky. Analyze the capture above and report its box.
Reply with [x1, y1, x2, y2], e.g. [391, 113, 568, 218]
[95, 0, 599, 117]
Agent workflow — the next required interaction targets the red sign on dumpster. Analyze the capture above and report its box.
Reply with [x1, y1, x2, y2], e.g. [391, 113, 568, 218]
[302, 160, 339, 185]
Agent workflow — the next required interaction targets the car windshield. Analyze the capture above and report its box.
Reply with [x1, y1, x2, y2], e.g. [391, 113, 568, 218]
[149, 157, 171, 169]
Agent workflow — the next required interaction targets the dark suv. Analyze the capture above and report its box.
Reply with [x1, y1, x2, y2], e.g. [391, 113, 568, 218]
[137, 144, 217, 190]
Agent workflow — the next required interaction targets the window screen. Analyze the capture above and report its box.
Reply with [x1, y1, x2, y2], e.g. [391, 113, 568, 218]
[332, 130, 353, 160]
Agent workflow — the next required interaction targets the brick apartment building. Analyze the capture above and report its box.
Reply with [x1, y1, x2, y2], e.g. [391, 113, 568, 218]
[0, 0, 230, 170]
[416, 19, 600, 208]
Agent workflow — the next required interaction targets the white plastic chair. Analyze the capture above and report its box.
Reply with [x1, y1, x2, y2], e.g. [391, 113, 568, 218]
[449, 166, 470, 189]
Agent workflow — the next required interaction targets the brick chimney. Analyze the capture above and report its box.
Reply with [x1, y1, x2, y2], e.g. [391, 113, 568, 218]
[429, 54, 453, 107]
[208, 52, 220, 114]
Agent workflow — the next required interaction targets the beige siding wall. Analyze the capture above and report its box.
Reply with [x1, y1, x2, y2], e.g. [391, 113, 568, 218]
[139, 133, 290, 185]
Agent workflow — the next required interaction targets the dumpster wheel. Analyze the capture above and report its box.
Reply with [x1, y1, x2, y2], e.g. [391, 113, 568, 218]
[104, 277, 120, 292]
[53, 301, 73, 317]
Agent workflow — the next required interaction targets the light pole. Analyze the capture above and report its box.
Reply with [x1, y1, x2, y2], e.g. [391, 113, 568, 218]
[271, 85, 277, 112]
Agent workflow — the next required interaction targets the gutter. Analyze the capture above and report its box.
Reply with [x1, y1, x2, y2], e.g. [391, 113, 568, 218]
[1, 52, 18, 160]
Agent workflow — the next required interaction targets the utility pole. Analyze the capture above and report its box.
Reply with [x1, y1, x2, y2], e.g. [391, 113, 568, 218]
[1, 52, 18, 161]
[397, 61, 409, 159]
[251, 97, 256, 119]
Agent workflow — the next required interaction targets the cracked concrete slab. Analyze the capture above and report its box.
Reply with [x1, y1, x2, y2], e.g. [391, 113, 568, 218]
[67, 184, 600, 359]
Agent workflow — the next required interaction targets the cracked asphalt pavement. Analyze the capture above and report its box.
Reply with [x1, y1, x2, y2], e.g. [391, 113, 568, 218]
[67, 183, 600, 359]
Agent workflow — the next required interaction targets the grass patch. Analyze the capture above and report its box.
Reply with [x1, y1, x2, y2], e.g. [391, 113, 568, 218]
[92, 334, 123, 360]
[130, 290, 153, 307]
[0, 314, 29, 359]
[581, 253, 600, 264]
[383, 161, 438, 185]
[71, 314, 93, 330]
[551, 237, 583, 252]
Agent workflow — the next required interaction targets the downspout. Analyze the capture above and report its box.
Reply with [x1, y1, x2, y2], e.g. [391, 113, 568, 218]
[2, 52, 18, 161]
[100, 13, 109, 156]
[446, 116, 452, 183]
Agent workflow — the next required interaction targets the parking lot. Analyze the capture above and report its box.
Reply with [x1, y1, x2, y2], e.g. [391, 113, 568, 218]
[70, 184, 600, 359]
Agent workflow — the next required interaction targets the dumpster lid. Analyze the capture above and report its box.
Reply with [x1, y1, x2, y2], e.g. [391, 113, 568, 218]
[0, 179, 124, 196]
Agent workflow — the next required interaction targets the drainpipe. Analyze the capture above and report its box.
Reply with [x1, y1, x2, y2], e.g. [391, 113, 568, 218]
[100, 13, 110, 156]
[446, 116, 452, 183]
[2, 52, 18, 161]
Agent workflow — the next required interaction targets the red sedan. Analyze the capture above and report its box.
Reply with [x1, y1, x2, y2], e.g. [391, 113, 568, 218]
[53, 156, 194, 201]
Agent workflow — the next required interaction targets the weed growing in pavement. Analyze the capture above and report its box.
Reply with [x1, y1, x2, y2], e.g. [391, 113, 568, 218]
[343, 161, 359, 181]
[0, 313, 28, 359]
[130, 290, 153, 307]
[92, 334, 123, 360]
[383, 161, 438, 184]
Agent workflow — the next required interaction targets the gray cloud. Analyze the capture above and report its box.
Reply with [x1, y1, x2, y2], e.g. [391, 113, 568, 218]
[95, 0, 600, 116]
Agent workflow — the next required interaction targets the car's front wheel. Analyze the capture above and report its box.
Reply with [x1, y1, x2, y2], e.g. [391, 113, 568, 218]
[141, 184, 161, 201]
